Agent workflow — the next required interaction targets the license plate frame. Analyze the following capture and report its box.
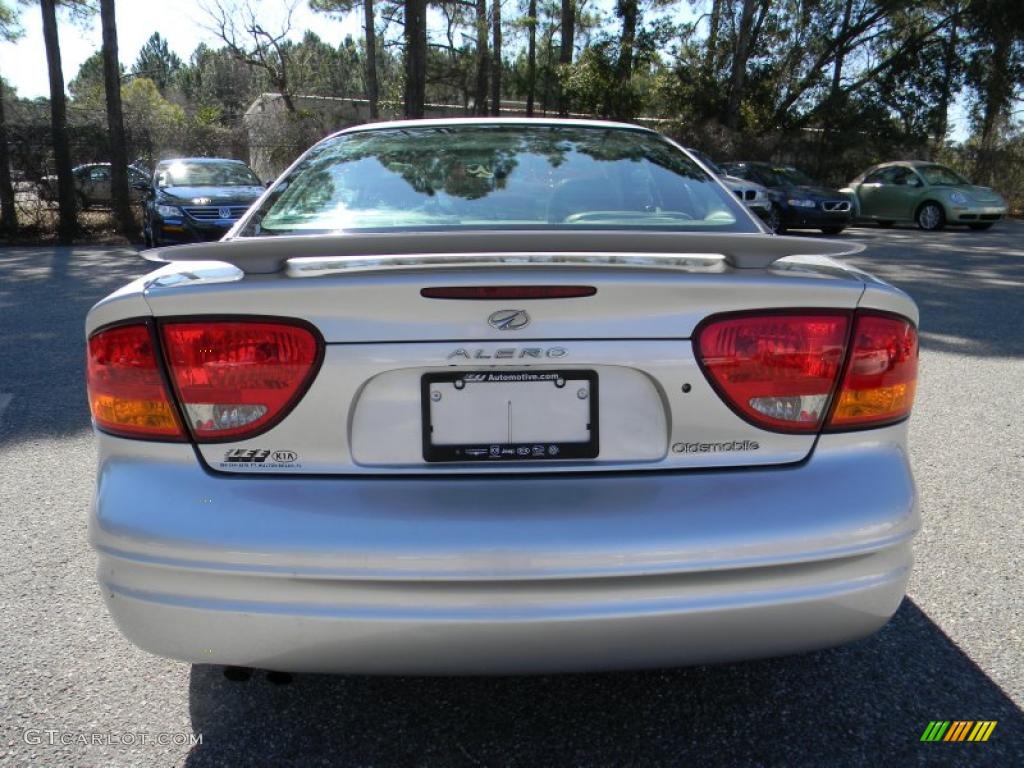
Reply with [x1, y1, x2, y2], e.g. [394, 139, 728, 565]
[421, 370, 599, 462]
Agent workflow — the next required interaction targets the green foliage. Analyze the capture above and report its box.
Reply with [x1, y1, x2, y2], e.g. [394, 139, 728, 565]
[0, 0, 22, 42]
[120, 77, 185, 162]
[132, 32, 183, 93]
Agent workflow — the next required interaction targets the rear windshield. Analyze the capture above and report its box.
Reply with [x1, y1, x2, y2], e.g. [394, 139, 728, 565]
[242, 125, 756, 236]
[157, 161, 261, 188]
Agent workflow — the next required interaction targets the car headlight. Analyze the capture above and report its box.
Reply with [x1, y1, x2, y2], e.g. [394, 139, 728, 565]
[948, 191, 968, 205]
[155, 204, 181, 217]
[787, 199, 817, 208]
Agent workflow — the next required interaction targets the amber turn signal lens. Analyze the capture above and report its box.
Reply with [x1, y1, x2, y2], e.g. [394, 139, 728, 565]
[86, 323, 185, 440]
[827, 312, 918, 429]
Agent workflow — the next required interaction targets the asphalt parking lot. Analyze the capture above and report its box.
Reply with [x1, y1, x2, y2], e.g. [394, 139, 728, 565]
[1, 223, 1022, 767]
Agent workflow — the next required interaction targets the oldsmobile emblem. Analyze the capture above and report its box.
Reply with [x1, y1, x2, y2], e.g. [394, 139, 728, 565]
[488, 309, 530, 330]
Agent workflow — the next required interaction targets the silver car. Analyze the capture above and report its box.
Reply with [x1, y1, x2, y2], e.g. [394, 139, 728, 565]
[86, 119, 919, 675]
[687, 147, 774, 225]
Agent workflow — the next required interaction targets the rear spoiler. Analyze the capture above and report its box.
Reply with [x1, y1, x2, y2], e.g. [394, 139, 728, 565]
[141, 230, 864, 275]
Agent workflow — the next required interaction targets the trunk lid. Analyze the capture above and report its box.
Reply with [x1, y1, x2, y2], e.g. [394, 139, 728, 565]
[134, 232, 869, 475]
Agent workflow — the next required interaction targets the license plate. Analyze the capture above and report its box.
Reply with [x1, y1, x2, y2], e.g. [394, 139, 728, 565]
[422, 370, 599, 462]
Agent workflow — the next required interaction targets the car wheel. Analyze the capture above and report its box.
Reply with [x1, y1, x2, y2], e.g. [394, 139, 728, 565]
[968, 223, 993, 231]
[820, 226, 845, 235]
[764, 204, 784, 233]
[876, 220, 894, 228]
[916, 202, 945, 231]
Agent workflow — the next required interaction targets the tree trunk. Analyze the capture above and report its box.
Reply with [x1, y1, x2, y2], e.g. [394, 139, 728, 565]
[474, 0, 488, 114]
[364, 0, 379, 119]
[819, 0, 853, 166]
[612, 0, 638, 118]
[0, 76, 17, 238]
[100, 0, 134, 238]
[723, 0, 765, 131]
[41, 0, 76, 244]
[932, 5, 959, 153]
[490, 0, 501, 115]
[404, 0, 426, 118]
[558, 0, 574, 116]
[526, 0, 537, 116]
[704, 0, 722, 78]
[976, 31, 1012, 185]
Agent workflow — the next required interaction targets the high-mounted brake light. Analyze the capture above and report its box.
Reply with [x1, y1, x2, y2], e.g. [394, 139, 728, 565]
[160, 320, 322, 442]
[420, 286, 597, 300]
[827, 312, 917, 429]
[86, 323, 185, 440]
[694, 312, 850, 433]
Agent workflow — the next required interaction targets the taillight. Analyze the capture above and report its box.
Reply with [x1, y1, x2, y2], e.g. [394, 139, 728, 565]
[160, 320, 322, 441]
[694, 312, 850, 432]
[86, 323, 185, 440]
[827, 312, 917, 429]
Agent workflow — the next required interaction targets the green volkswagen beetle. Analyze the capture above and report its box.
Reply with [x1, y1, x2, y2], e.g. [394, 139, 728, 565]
[845, 161, 1007, 231]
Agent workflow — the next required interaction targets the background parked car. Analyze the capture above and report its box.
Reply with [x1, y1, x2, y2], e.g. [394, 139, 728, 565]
[687, 148, 774, 229]
[39, 163, 150, 208]
[844, 161, 1008, 231]
[138, 157, 265, 247]
[721, 162, 852, 235]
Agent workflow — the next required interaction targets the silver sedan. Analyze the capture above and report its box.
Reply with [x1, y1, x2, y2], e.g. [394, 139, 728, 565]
[86, 119, 919, 674]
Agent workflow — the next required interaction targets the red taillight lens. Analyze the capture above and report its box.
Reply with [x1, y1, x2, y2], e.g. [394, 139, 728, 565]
[827, 312, 917, 429]
[160, 320, 322, 441]
[86, 323, 185, 440]
[695, 313, 850, 432]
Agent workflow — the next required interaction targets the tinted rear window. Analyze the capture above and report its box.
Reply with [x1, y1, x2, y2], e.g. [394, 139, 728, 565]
[242, 125, 756, 236]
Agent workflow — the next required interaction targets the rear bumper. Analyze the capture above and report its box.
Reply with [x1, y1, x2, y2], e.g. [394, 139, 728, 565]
[91, 429, 918, 674]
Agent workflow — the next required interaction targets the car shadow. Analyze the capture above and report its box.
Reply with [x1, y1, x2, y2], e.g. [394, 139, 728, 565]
[0, 246, 149, 447]
[838, 223, 1024, 358]
[183, 600, 1022, 767]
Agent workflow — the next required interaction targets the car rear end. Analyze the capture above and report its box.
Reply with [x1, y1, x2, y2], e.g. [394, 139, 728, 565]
[86, 121, 919, 674]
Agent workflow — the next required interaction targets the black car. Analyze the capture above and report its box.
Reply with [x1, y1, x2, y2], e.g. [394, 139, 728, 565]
[137, 158, 265, 247]
[720, 162, 852, 235]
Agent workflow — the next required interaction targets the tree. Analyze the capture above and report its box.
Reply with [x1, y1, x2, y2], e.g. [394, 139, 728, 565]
[558, 0, 574, 115]
[610, 0, 638, 118]
[964, 0, 1024, 182]
[0, 1, 22, 237]
[40, 0, 77, 243]
[310, 0, 380, 118]
[723, 0, 771, 130]
[120, 77, 186, 160]
[490, 0, 502, 114]
[132, 32, 182, 93]
[203, 0, 301, 111]
[474, 0, 489, 113]
[100, 0, 133, 237]
[69, 49, 107, 107]
[404, 0, 427, 117]
[362, 0, 379, 117]
[525, 0, 537, 114]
